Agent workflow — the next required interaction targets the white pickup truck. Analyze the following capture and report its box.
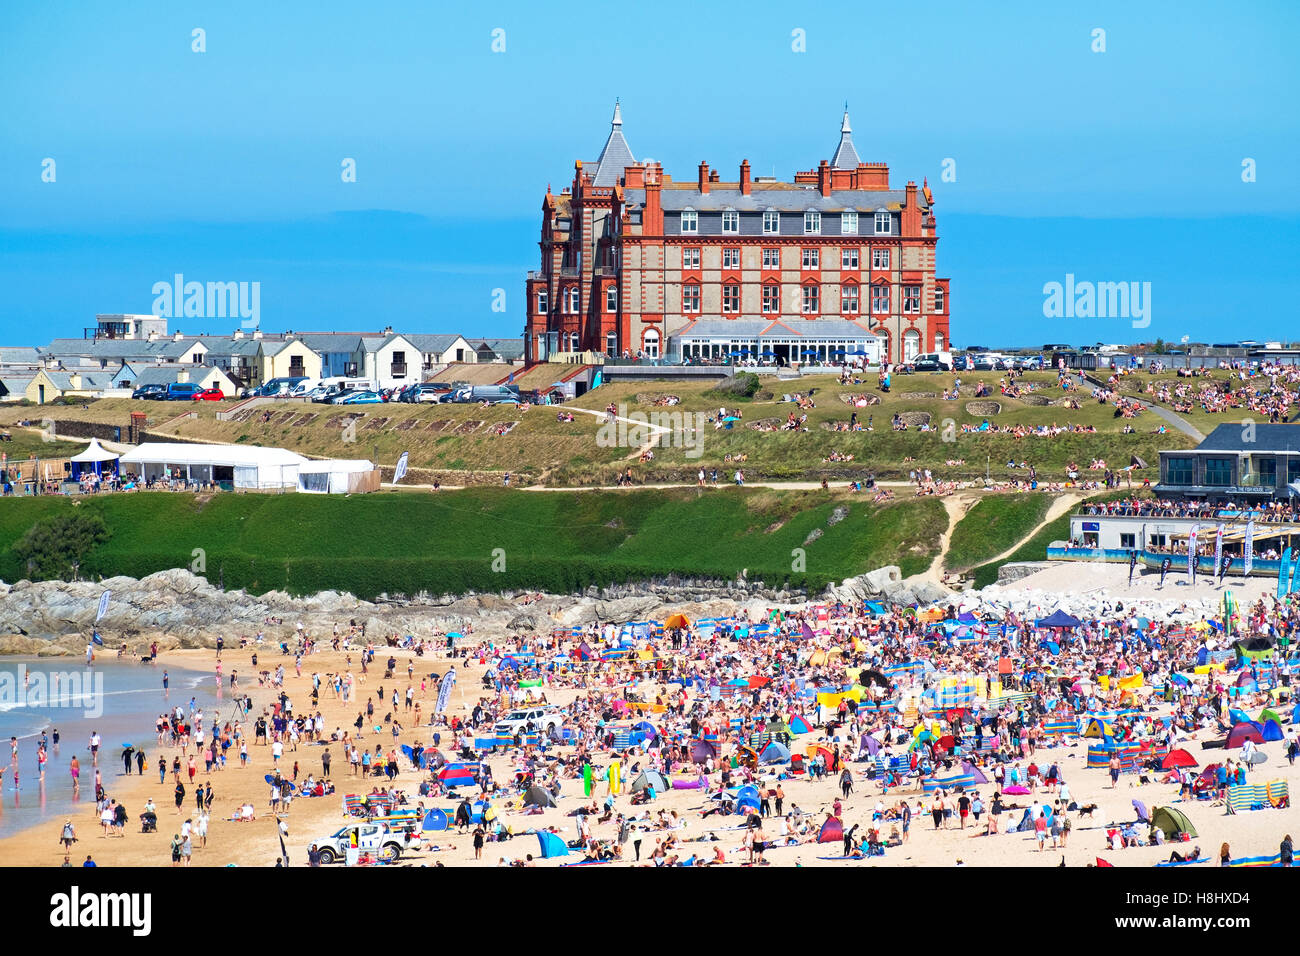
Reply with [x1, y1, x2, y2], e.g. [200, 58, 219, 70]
[313, 823, 406, 864]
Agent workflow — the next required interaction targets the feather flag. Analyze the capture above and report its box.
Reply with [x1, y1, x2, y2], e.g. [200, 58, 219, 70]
[1128, 550, 1138, 587]
[1159, 557, 1171, 587]
[1220, 554, 1234, 584]
[96, 589, 111, 622]
[393, 451, 410, 484]
[1212, 523, 1224, 581]
[1244, 519, 1256, 577]
[1278, 549, 1292, 599]
[1186, 525, 1199, 584]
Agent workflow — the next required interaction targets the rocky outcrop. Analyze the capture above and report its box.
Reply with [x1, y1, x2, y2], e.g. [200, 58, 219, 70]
[996, 561, 1054, 585]
[823, 565, 952, 607]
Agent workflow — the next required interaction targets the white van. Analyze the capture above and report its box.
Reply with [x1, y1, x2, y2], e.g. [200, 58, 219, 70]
[321, 376, 373, 393]
[288, 378, 322, 397]
[913, 351, 953, 372]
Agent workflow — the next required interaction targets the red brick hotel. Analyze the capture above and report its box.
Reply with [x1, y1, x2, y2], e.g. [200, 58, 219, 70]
[525, 104, 950, 367]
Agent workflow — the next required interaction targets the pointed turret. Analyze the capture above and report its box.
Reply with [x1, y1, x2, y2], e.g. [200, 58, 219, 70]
[830, 108, 861, 170]
[593, 99, 636, 187]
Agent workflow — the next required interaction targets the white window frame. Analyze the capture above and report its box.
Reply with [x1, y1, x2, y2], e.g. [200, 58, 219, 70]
[567, 288, 580, 313]
[681, 209, 698, 233]
[643, 329, 660, 359]
[934, 288, 945, 313]
[722, 283, 740, 314]
[762, 247, 780, 269]
[872, 248, 890, 270]
[841, 211, 859, 235]
[606, 330, 618, 354]
[537, 290, 548, 314]
[841, 248, 859, 270]
[934, 329, 945, 351]
[872, 284, 890, 314]
[801, 248, 819, 269]
[804, 210, 821, 235]
[721, 209, 739, 234]
[682, 284, 701, 313]
[903, 284, 921, 314]
[874, 211, 891, 235]
[762, 284, 780, 314]
[722, 247, 740, 269]
[801, 284, 820, 314]
[606, 287, 618, 313]
[762, 210, 780, 234]
[841, 284, 859, 314]
[683, 247, 701, 270]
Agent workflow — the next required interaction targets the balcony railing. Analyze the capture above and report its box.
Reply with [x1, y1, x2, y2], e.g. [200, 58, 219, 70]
[390, 364, 407, 377]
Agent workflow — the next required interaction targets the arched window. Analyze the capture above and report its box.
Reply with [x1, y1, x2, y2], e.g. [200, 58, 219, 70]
[644, 328, 660, 359]
[606, 330, 618, 355]
[903, 329, 921, 363]
[934, 329, 945, 352]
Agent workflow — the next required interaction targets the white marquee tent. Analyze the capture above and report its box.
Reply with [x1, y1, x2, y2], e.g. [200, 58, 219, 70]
[119, 442, 308, 490]
[297, 459, 380, 494]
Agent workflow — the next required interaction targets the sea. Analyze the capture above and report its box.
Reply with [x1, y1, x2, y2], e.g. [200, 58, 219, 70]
[0, 655, 223, 839]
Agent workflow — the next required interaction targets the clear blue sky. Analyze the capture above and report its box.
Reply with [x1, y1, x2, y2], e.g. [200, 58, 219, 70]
[1, 0, 1296, 347]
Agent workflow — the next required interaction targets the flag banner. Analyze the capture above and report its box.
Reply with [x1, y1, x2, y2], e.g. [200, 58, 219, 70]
[393, 451, 410, 484]
[436, 668, 456, 714]
[1289, 557, 1299, 594]
[1220, 555, 1233, 584]
[1160, 557, 1171, 587]
[1187, 525, 1199, 584]
[96, 589, 111, 622]
[1213, 523, 1224, 581]
[1278, 549, 1293, 599]
[1128, 550, 1138, 587]
[1245, 519, 1255, 576]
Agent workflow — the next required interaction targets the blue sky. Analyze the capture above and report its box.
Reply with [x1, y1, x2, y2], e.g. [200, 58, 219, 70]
[1, 0, 1297, 347]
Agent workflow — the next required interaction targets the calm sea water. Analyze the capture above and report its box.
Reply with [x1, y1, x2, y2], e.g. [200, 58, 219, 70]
[0, 656, 223, 839]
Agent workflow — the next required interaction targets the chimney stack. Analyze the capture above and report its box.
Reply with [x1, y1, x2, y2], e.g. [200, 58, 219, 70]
[739, 160, 751, 195]
[818, 160, 832, 197]
[902, 181, 921, 235]
[698, 161, 710, 194]
[644, 168, 663, 234]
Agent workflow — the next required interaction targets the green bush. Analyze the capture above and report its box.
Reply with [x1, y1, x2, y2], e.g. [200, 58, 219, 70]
[14, 511, 112, 580]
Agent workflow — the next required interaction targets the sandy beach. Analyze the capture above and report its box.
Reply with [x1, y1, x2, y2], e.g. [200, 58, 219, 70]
[1, 583, 1296, 870]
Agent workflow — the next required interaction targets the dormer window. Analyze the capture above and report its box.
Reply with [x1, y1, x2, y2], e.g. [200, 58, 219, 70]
[721, 209, 739, 233]
[681, 209, 698, 233]
[804, 211, 821, 235]
[762, 209, 780, 234]
[874, 210, 891, 234]
[841, 211, 859, 235]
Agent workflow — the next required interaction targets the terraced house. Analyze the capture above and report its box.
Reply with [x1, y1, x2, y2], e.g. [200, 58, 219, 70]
[525, 104, 950, 366]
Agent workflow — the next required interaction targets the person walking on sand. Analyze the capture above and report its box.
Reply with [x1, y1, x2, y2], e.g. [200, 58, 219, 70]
[69, 756, 80, 793]
[472, 825, 485, 861]
[1108, 754, 1121, 788]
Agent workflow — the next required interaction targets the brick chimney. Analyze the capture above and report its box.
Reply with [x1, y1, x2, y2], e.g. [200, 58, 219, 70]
[818, 160, 832, 197]
[698, 161, 710, 194]
[739, 160, 751, 195]
[902, 180, 922, 236]
[624, 164, 645, 189]
[644, 167, 664, 234]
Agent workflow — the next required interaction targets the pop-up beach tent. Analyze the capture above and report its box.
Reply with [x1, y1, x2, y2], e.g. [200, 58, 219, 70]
[536, 831, 570, 858]
[818, 816, 844, 844]
[1225, 721, 1265, 749]
[523, 785, 557, 808]
[630, 770, 669, 794]
[421, 808, 450, 831]
[1151, 806, 1197, 840]
[759, 741, 791, 764]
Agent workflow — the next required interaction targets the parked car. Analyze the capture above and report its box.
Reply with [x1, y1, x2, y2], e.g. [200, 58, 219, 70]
[131, 384, 168, 400]
[415, 383, 452, 402]
[495, 707, 564, 739]
[165, 383, 203, 401]
[192, 388, 225, 401]
[335, 390, 384, 405]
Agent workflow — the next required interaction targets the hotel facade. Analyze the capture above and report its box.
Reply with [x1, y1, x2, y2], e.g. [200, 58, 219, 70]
[525, 104, 950, 367]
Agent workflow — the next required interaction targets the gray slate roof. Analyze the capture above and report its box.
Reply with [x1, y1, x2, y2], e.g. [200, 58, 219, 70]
[830, 111, 862, 170]
[593, 101, 636, 187]
[406, 334, 464, 354]
[625, 187, 910, 214]
[1195, 423, 1300, 453]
